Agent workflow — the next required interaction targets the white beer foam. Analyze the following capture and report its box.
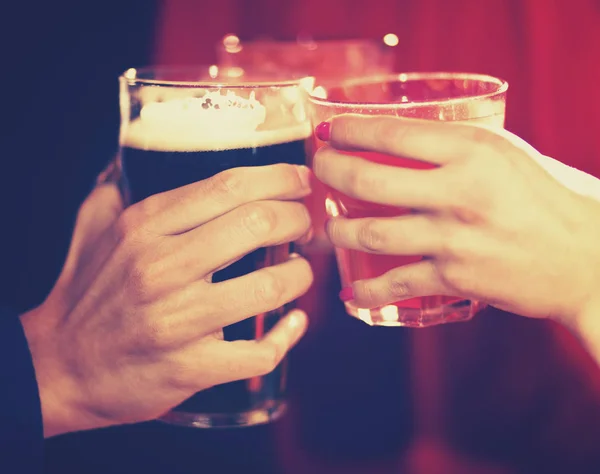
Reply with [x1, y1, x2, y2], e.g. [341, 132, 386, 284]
[122, 90, 310, 152]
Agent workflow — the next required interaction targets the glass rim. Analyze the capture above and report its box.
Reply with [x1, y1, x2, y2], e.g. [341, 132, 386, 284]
[120, 66, 312, 89]
[230, 37, 392, 47]
[309, 72, 509, 109]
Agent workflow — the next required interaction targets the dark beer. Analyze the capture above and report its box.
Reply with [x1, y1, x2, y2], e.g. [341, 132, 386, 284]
[120, 109, 309, 421]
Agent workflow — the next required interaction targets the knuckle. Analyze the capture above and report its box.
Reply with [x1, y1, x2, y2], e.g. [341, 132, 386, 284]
[347, 168, 379, 197]
[374, 119, 402, 147]
[115, 207, 141, 239]
[450, 202, 485, 225]
[253, 269, 285, 307]
[139, 316, 174, 350]
[240, 203, 278, 238]
[459, 125, 513, 162]
[461, 125, 496, 146]
[446, 166, 489, 223]
[115, 199, 158, 241]
[388, 277, 412, 299]
[357, 219, 388, 253]
[211, 169, 244, 198]
[439, 263, 470, 294]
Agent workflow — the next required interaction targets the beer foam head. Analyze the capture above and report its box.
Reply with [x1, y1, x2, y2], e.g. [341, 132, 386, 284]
[122, 90, 310, 152]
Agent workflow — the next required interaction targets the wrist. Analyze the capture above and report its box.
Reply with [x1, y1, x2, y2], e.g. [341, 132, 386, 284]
[20, 304, 82, 437]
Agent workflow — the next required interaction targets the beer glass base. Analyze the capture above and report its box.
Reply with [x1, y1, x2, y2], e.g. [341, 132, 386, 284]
[344, 300, 486, 328]
[157, 400, 287, 429]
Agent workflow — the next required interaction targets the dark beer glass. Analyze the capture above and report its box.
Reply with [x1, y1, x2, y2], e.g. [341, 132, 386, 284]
[118, 66, 312, 428]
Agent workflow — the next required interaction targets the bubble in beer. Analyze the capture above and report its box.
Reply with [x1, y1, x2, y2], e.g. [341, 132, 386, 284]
[140, 90, 266, 130]
[223, 34, 242, 53]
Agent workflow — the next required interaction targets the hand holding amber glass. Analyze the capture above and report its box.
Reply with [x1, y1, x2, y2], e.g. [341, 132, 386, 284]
[314, 114, 600, 331]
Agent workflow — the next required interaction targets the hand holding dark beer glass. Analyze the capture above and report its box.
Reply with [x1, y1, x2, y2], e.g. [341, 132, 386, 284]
[314, 114, 600, 332]
[20, 140, 312, 438]
[117, 67, 313, 428]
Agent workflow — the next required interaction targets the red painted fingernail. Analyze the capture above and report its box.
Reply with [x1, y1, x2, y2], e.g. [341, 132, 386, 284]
[315, 121, 331, 141]
[339, 287, 354, 302]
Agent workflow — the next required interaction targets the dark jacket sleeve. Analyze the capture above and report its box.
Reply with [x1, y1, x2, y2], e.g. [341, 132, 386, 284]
[0, 307, 43, 473]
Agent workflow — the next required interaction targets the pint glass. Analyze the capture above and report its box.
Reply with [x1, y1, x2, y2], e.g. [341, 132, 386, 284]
[118, 66, 312, 427]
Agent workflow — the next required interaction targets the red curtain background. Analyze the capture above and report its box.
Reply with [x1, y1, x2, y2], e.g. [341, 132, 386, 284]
[149, 1, 600, 473]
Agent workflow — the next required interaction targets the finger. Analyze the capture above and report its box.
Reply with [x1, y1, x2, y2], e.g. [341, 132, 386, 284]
[196, 309, 308, 387]
[151, 256, 313, 342]
[180, 201, 311, 278]
[351, 260, 450, 309]
[145, 201, 311, 287]
[327, 214, 440, 255]
[125, 164, 312, 236]
[314, 145, 447, 209]
[325, 114, 509, 166]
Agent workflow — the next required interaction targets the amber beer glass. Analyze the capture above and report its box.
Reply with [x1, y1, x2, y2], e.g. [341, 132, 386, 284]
[118, 66, 312, 427]
[307, 73, 508, 327]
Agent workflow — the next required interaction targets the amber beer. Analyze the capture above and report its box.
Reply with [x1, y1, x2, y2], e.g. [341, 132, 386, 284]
[325, 117, 504, 313]
[308, 73, 507, 327]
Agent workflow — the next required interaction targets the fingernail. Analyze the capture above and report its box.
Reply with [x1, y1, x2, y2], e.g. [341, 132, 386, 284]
[288, 310, 307, 329]
[296, 165, 312, 189]
[339, 287, 354, 302]
[288, 312, 301, 328]
[289, 252, 302, 260]
[315, 121, 331, 142]
[303, 227, 314, 244]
